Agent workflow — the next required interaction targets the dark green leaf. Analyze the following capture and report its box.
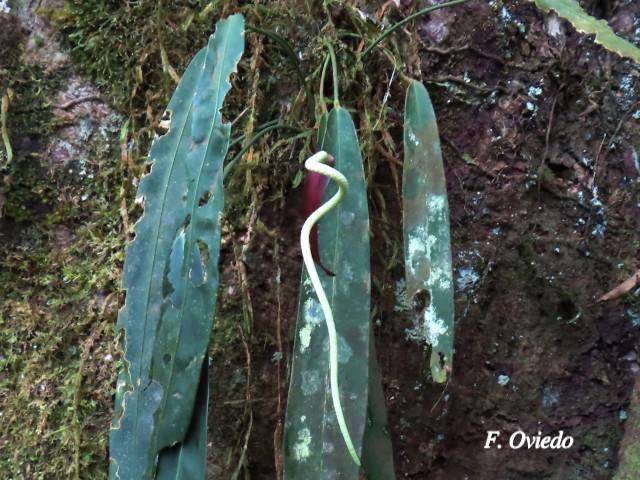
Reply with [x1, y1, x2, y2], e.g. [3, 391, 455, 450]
[156, 362, 209, 480]
[361, 336, 395, 480]
[403, 80, 454, 383]
[284, 107, 371, 478]
[109, 15, 244, 479]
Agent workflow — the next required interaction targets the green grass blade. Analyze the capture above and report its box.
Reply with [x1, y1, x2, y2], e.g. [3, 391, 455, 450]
[284, 107, 371, 478]
[530, 0, 640, 63]
[403, 80, 454, 384]
[109, 15, 244, 480]
[156, 362, 209, 480]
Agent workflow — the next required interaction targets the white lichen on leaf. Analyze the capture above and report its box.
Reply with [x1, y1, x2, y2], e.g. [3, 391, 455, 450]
[299, 298, 323, 352]
[407, 226, 427, 258]
[299, 325, 313, 352]
[301, 370, 320, 396]
[293, 428, 312, 461]
[428, 194, 446, 212]
[424, 307, 447, 347]
[407, 130, 420, 147]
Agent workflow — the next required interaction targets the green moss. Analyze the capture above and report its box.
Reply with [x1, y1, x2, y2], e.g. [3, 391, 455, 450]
[0, 90, 125, 475]
[59, 1, 211, 101]
[1, 31, 64, 220]
[0, 18, 124, 477]
[0, 161, 126, 479]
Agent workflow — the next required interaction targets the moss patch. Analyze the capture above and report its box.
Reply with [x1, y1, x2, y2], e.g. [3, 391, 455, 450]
[0, 7, 124, 478]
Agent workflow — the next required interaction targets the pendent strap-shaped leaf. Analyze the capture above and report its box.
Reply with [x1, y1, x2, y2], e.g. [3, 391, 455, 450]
[361, 335, 396, 480]
[155, 361, 209, 479]
[110, 14, 244, 480]
[403, 80, 454, 383]
[284, 107, 371, 478]
[299, 151, 359, 467]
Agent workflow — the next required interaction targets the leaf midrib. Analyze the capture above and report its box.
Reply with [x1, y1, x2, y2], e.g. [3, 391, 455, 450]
[128, 60, 202, 465]
[155, 25, 234, 444]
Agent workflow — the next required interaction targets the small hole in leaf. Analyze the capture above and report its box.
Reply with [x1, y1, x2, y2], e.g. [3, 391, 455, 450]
[438, 351, 446, 369]
[163, 353, 171, 364]
[197, 240, 210, 266]
[189, 240, 210, 286]
[156, 110, 172, 136]
[131, 200, 144, 223]
[412, 289, 431, 312]
[198, 191, 212, 206]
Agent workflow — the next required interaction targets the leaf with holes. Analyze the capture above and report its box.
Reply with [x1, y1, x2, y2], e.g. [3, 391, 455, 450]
[403, 80, 454, 383]
[109, 14, 244, 480]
